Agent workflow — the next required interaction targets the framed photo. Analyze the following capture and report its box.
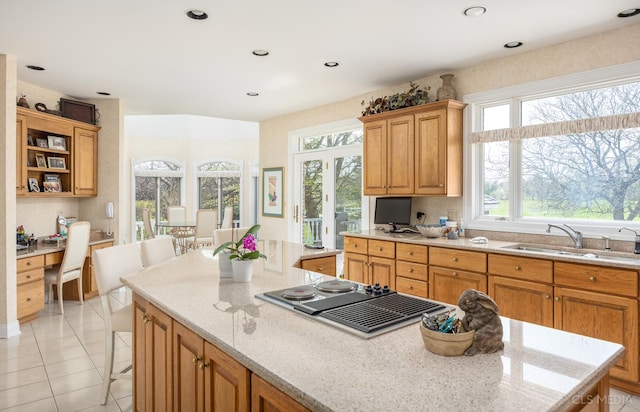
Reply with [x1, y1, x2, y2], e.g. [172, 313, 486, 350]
[47, 157, 66, 169]
[44, 173, 60, 183]
[28, 178, 40, 192]
[43, 181, 61, 192]
[47, 136, 67, 151]
[262, 167, 284, 218]
[28, 135, 35, 146]
[35, 153, 46, 168]
[36, 137, 48, 148]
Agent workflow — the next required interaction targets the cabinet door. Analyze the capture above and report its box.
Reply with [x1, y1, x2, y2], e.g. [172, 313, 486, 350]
[554, 287, 638, 382]
[174, 321, 205, 412]
[369, 256, 396, 289]
[203, 341, 250, 412]
[134, 295, 173, 412]
[343, 252, 368, 284]
[414, 109, 447, 195]
[489, 276, 553, 327]
[386, 114, 414, 194]
[251, 374, 310, 412]
[16, 114, 27, 194]
[73, 127, 98, 196]
[429, 266, 487, 305]
[362, 119, 387, 195]
[84, 241, 113, 300]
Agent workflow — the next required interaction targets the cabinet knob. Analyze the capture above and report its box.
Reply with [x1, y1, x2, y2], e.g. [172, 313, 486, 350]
[589, 276, 596, 282]
[317, 267, 323, 272]
[452, 271, 458, 276]
[26, 261, 32, 266]
[198, 361, 210, 370]
[192, 356, 202, 364]
[554, 297, 560, 301]
[377, 247, 382, 251]
[452, 257, 458, 262]
[408, 268, 414, 273]
[142, 314, 151, 324]
[27, 298, 31, 302]
[408, 252, 413, 256]
[409, 286, 414, 290]
[514, 266, 520, 270]
[26, 275, 32, 279]
[544, 294, 550, 299]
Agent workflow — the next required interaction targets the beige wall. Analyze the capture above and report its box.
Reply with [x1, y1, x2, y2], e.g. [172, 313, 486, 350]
[258, 22, 640, 241]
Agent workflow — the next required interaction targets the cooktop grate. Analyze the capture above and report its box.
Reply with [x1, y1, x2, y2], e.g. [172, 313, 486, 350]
[319, 294, 447, 333]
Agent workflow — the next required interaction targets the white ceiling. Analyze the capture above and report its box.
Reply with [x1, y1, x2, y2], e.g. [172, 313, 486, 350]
[1, 1, 639, 122]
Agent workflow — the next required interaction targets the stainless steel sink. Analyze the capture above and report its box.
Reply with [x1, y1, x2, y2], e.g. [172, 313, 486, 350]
[501, 244, 640, 264]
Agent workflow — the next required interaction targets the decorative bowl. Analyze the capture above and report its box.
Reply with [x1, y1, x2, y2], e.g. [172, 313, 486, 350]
[416, 224, 446, 238]
[420, 323, 474, 356]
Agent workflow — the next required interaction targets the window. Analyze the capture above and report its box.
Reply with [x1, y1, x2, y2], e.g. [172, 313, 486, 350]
[134, 160, 184, 240]
[467, 66, 640, 236]
[197, 160, 242, 226]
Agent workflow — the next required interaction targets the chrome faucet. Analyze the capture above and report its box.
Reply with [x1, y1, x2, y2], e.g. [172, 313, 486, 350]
[619, 227, 640, 254]
[546, 224, 583, 249]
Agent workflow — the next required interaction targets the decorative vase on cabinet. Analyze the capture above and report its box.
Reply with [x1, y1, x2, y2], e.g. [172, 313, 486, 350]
[437, 74, 457, 101]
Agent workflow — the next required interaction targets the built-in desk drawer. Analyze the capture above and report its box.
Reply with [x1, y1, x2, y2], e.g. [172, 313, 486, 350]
[17, 255, 44, 272]
[17, 277, 44, 321]
[45, 251, 64, 266]
[17, 268, 44, 286]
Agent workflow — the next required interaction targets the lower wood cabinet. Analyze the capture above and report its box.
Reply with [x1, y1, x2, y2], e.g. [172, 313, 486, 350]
[343, 252, 395, 288]
[133, 294, 305, 412]
[16, 255, 45, 323]
[299, 255, 336, 277]
[488, 276, 553, 327]
[428, 266, 487, 305]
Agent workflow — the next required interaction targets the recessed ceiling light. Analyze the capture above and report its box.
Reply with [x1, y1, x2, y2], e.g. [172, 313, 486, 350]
[26, 65, 45, 71]
[186, 10, 208, 20]
[324, 62, 339, 67]
[246, 92, 259, 97]
[463, 6, 486, 17]
[504, 41, 523, 49]
[617, 8, 640, 18]
[97, 91, 111, 96]
[252, 50, 269, 57]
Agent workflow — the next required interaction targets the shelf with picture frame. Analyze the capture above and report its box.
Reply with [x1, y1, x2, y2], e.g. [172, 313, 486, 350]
[18, 107, 100, 197]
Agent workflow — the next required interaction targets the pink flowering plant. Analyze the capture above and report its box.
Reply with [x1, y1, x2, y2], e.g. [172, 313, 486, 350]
[213, 224, 266, 261]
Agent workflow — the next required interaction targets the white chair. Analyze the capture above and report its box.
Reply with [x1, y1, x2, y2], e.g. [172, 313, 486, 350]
[141, 236, 176, 267]
[221, 206, 233, 228]
[44, 221, 91, 314]
[142, 208, 155, 239]
[92, 243, 143, 405]
[167, 205, 194, 253]
[186, 209, 217, 250]
[214, 226, 252, 248]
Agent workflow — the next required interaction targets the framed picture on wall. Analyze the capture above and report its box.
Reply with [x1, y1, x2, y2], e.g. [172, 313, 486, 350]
[262, 167, 284, 218]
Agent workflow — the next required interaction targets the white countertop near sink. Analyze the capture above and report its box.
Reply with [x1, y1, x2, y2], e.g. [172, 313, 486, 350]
[122, 240, 624, 412]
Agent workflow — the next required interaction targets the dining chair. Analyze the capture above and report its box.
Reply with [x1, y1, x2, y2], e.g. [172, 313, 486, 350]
[167, 205, 194, 253]
[213, 226, 252, 248]
[44, 221, 91, 314]
[92, 243, 144, 405]
[221, 206, 233, 228]
[142, 208, 155, 239]
[186, 208, 217, 250]
[141, 236, 176, 267]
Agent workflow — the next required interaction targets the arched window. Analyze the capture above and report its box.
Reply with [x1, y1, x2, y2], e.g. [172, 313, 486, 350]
[197, 160, 242, 227]
[134, 159, 184, 240]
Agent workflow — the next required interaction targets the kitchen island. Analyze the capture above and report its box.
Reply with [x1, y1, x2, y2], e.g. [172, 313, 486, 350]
[122, 241, 624, 411]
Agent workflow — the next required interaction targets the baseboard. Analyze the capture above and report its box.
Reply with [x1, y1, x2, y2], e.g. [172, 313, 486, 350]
[0, 320, 21, 339]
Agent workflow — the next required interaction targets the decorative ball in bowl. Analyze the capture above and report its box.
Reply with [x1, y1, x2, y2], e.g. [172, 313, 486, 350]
[416, 224, 446, 238]
[419, 323, 475, 356]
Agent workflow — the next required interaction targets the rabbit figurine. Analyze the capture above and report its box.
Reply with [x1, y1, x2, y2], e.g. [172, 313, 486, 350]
[458, 289, 504, 356]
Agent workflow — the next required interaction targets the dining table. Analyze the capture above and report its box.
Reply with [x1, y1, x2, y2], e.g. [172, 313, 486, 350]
[155, 220, 196, 254]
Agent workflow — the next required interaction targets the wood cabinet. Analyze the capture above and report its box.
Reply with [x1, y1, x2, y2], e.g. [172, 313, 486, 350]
[299, 255, 337, 277]
[428, 247, 487, 305]
[133, 295, 173, 412]
[359, 100, 466, 196]
[487, 254, 554, 327]
[16, 255, 45, 323]
[251, 374, 310, 412]
[343, 237, 395, 288]
[17, 107, 100, 198]
[395, 243, 428, 298]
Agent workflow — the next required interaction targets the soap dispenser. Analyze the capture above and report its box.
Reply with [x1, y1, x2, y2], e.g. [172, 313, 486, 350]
[619, 227, 640, 254]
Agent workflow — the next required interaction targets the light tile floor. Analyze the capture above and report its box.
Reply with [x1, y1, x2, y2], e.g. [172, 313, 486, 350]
[0, 289, 132, 411]
[3, 286, 640, 411]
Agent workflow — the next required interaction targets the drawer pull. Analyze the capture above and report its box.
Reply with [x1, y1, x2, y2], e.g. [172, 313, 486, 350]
[589, 276, 596, 282]
[317, 267, 323, 271]
[555, 297, 560, 301]
[544, 294, 550, 299]
[408, 268, 414, 273]
[452, 272, 458, 276]
[27, 298, 31, 302]
[452, 257, 458, 262]
[514, 266, 520, 270]
[27, 261, 32, 266]
[408, 252, 413, 256]
[26, 275, 32, 279]
[409, 286, 414, 290]
[377, 247, 382, 251]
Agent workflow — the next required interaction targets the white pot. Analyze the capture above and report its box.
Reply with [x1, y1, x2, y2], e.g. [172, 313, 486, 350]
[218, 251, 233, 278]
[232, 259, 254, 283]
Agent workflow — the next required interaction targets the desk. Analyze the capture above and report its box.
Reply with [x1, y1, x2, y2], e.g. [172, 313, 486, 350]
[155, 221, 196, 254]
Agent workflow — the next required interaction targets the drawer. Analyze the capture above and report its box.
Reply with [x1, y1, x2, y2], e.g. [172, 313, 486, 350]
[17, 255, 44, 272]
[554, 262, 638, 297]
[300, 256, 336, 277]
[90, 241, 113, 253]
[45, 251, 65, 266]
[396, 277, 427, 298]
[17, 279, 45, 320]
[396, 261, 427, 281]
[344, 237, 368, 254]
[396, 243, 428, 264]
[17, 268, 44, 286]
[488, 254, 553, 283]
[368, 240, 395, 259]
[429, 247, 487, 272]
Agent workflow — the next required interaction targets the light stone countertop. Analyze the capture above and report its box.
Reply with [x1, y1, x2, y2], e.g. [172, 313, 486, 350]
[122, 241, 624, 412]
[342, 230, 640, 269]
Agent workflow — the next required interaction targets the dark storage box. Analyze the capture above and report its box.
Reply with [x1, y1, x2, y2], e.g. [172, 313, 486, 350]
[59, 98, 96, 125]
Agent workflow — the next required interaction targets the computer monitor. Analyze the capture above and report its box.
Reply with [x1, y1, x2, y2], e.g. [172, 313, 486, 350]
[374, 197, 412, 232]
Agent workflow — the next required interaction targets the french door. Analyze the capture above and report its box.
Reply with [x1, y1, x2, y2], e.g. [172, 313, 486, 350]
[292, 146, 367, 249]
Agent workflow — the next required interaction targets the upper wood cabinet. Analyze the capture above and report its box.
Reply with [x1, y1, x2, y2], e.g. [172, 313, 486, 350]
[16, 107, 100, 198]
[359, 99, 466, 196]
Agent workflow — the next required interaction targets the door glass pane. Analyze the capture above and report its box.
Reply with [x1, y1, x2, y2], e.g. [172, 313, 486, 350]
[334, 155, 362, 249]
[222, 177, 241, 226]
[302, 160, 323, 245]
[135, 176, 157, 241]
[199, 177, 219, 210]
[159, 177, 181, 223]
